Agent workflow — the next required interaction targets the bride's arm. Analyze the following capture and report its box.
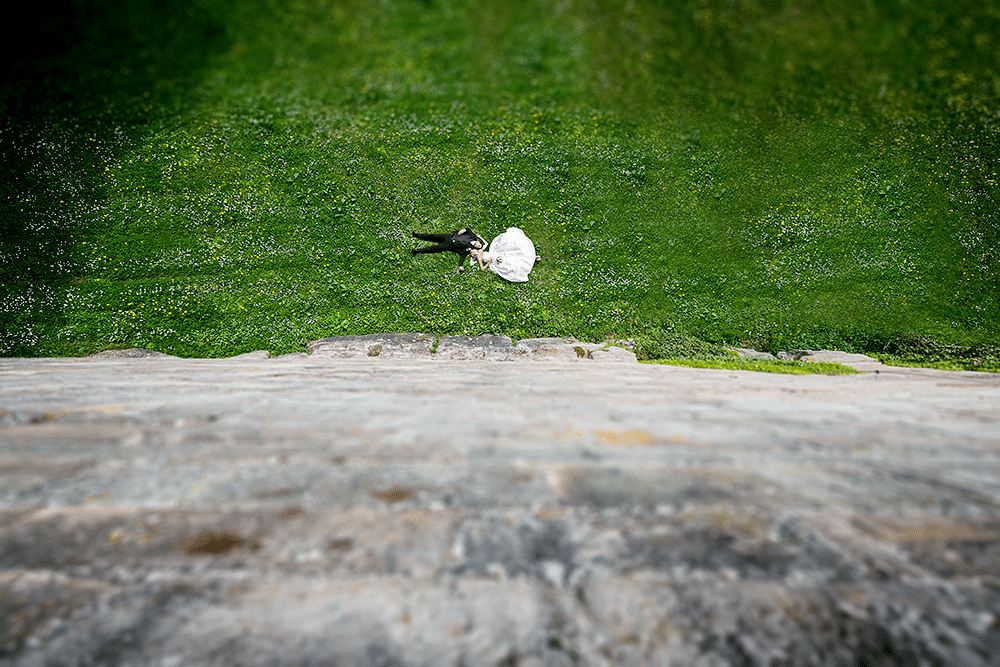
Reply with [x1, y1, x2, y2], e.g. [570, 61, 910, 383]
[477, 250, 494, 270]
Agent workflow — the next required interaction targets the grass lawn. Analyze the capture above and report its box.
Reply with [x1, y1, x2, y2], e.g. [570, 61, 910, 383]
[3, 0, 998, 368]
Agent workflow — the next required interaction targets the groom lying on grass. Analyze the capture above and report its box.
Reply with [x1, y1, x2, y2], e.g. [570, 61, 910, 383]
[410, 228, 487, 272]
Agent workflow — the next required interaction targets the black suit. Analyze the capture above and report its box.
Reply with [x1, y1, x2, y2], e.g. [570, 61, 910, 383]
[411, 229, 483, 268]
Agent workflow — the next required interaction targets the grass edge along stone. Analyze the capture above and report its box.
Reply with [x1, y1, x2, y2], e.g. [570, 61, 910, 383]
[641, 358, 862, 375]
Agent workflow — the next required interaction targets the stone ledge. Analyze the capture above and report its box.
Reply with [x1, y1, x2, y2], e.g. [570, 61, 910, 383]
[2, 355, 999, 666]
[307, 332, 436, 359]
[306, 334, 638, 363]
[515, 338, 638, 363]
[435, 334, 515, 360]
[92, 342, 880, 369]
[89, 348, 179, 359]
[798, 349, 883, 371]
[223, 350, 270, 360]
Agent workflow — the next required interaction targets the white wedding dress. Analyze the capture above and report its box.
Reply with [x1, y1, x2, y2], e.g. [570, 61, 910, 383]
[482, 228, 537, 283]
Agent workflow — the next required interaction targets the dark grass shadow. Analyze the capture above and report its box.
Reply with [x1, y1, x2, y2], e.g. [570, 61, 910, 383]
[1, 0, 233, 288]
[2, 0, 231, 120]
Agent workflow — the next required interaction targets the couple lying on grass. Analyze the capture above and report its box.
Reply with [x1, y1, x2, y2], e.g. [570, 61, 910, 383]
[411, 227, 541, 283]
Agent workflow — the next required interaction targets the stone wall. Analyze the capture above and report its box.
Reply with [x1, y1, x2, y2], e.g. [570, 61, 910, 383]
[1, 350, 999, 666]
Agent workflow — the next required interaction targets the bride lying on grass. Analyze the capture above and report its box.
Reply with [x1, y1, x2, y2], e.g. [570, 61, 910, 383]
[470, 227, 541, 283]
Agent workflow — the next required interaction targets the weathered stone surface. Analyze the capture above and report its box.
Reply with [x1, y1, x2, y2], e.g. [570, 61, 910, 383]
[303, 334, 637, 363]
[513, 337, 577, 361]
[307, 332, 436, 359]
[89, 348, 178, 359]
[727, 346, 777, 360]
[513, 338, 637, 363]
[1, 356, 999, 666]
[436, 335, 516, 360]
[585, 344, 636, 363]
[224, 350, 270, 360]
[799, 349, 885, 372]
[515, 337, 577, 349]
[273, 351, 310, 360]
[777, 349, 812, 361]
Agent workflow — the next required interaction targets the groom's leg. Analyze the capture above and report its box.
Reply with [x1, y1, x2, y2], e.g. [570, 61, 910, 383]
[412, 232, 451, 242]
[411, 243, 452, 255]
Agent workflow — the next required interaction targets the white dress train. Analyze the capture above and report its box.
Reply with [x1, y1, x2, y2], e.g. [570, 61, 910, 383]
[482, 227, 536, 283]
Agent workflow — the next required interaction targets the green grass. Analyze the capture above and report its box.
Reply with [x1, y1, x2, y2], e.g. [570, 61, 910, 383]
[642, 358, 860, 376]
[877, 359, 999, 373]
[870, 335, 1000, 373]
[3, 0, 998, 363]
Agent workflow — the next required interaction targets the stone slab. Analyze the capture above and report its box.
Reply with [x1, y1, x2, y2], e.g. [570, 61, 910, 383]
[512, 338, 638, 363]
[433, 334, 513, 360]
[273, 351, 310, 360]
[307, 332, 436, 359]
[224, 350, 270, 360]
[305, 334, 638, 363]
[89, 348, 178, 359]
[1, 357, 999, 665]
[798, 349, 885, 372]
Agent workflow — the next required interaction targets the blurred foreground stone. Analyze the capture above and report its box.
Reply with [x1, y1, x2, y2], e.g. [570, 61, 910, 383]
[2, 341, 999, 666]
